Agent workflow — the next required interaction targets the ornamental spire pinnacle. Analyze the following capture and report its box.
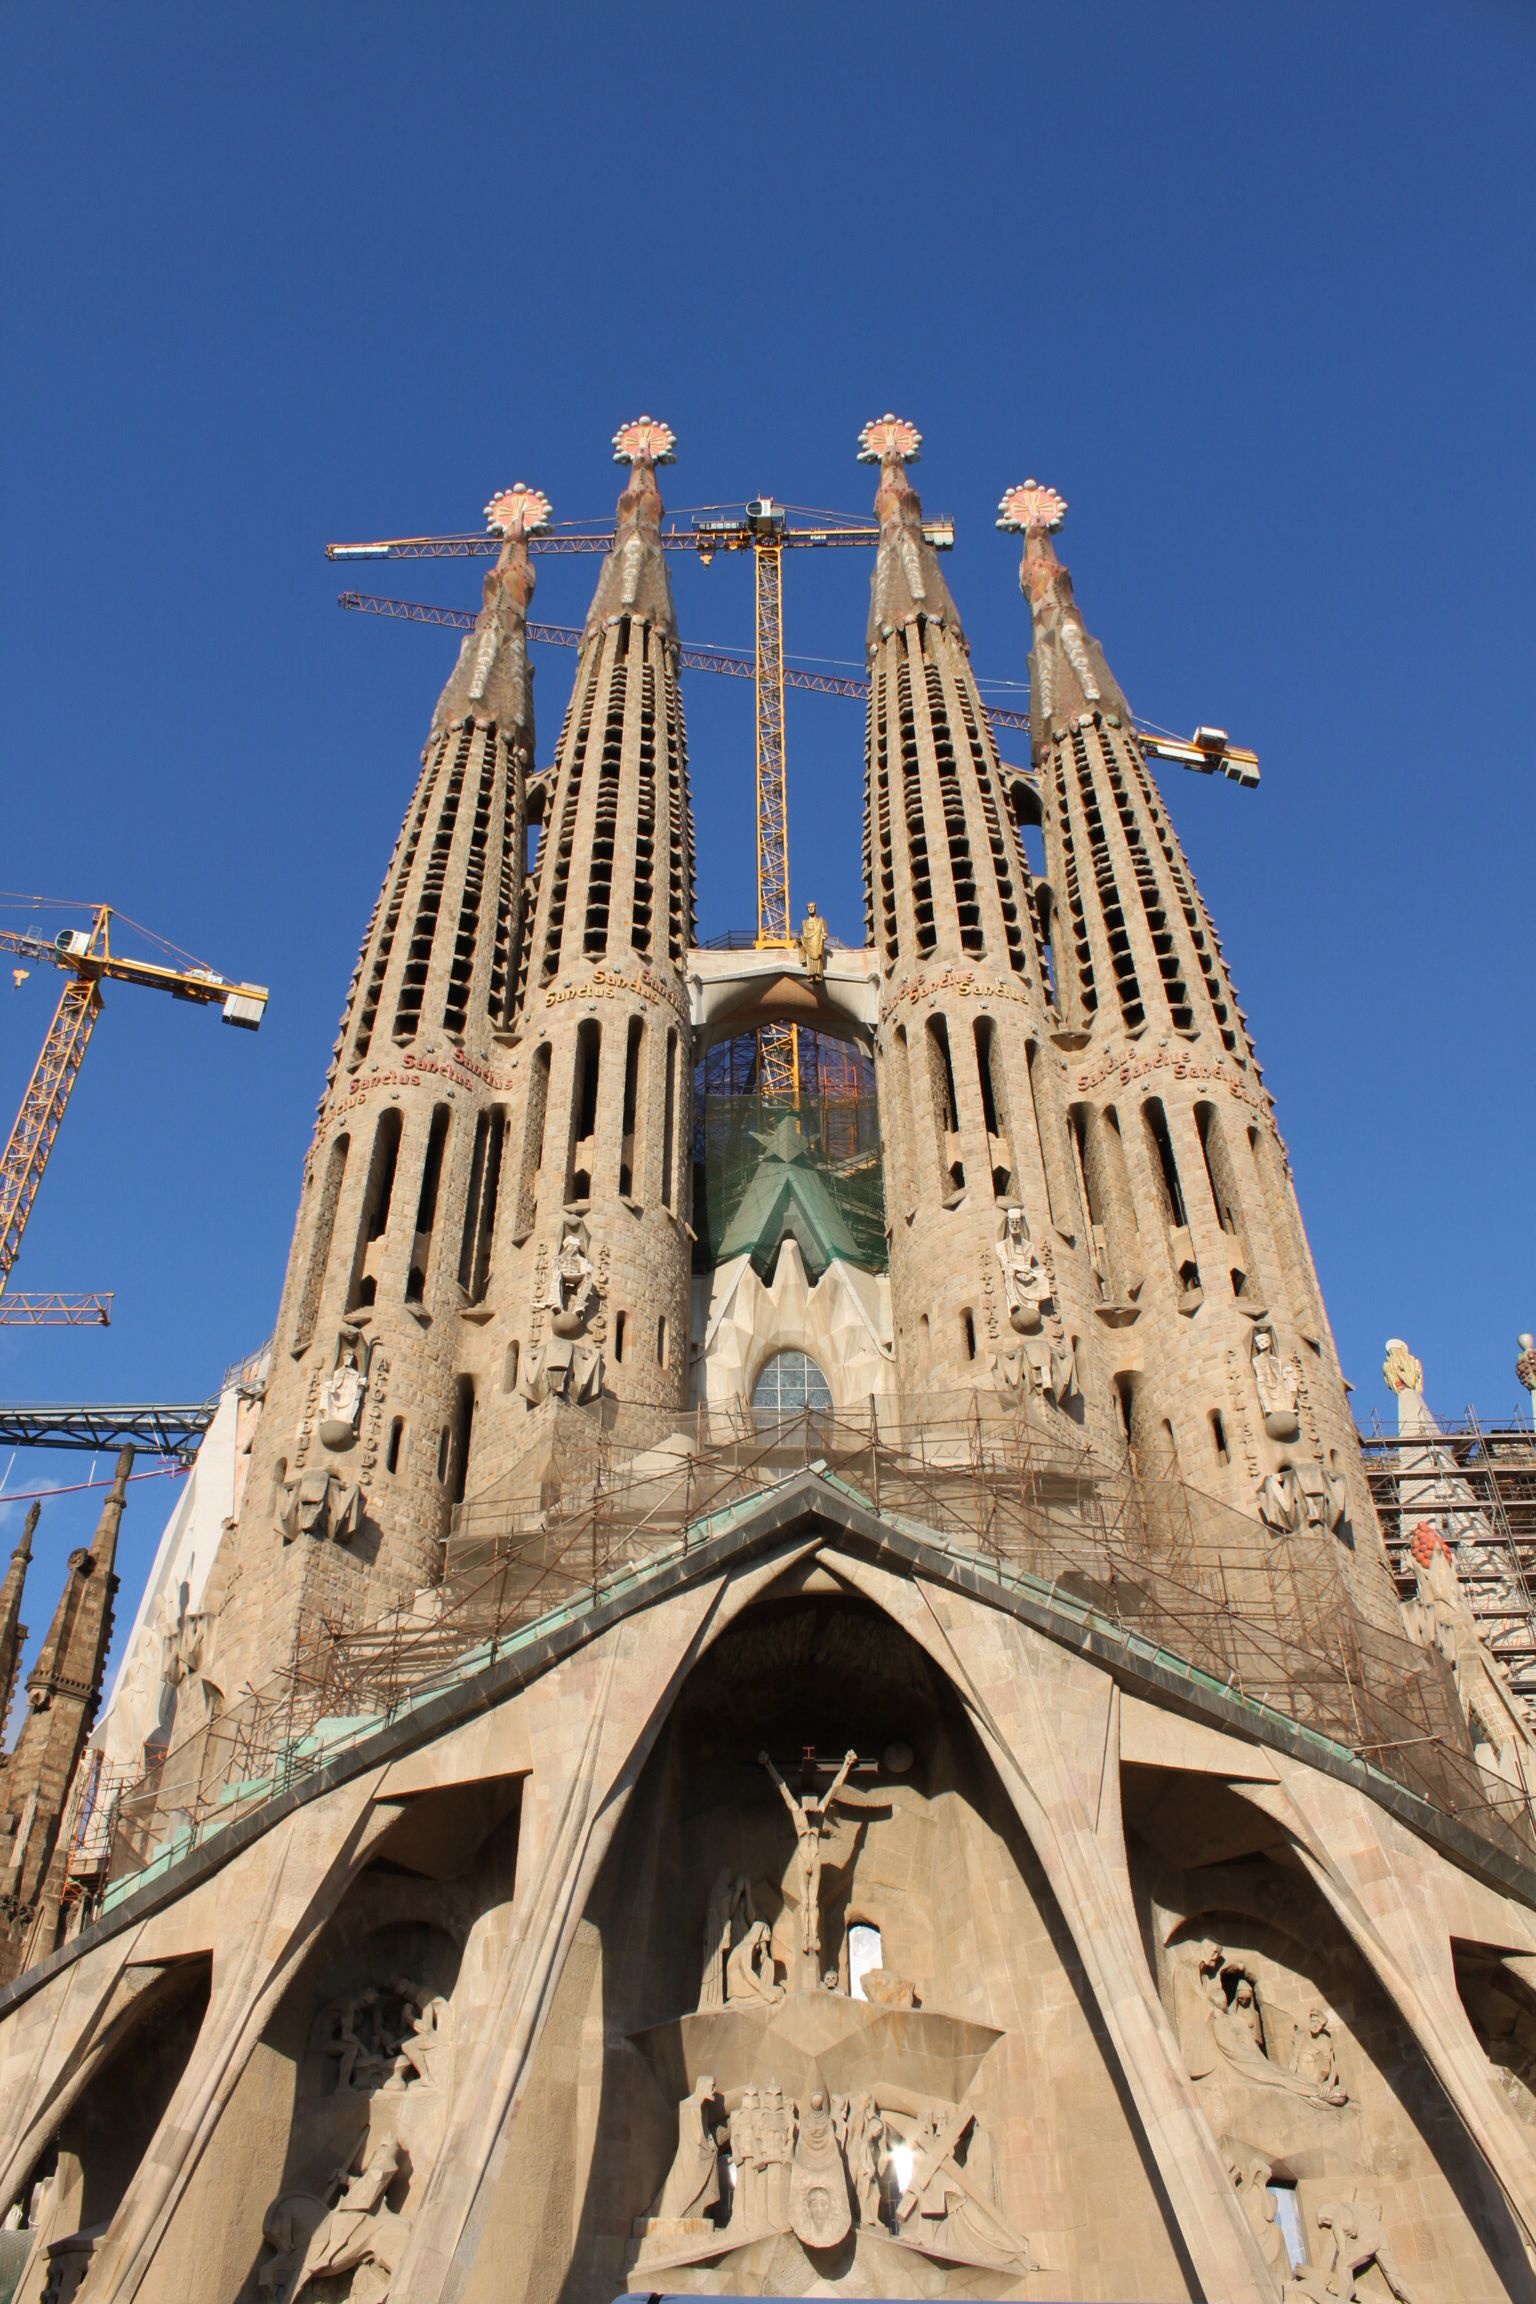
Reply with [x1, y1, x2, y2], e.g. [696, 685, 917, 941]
[997, 478, 1130, 732]
[0, 1500, 38, 1745]
[585, 415, 679, 636]
[430, 481, 550, 739]
[860, 413, 962, 645]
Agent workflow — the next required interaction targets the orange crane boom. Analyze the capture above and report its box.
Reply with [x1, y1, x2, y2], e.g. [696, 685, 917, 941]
[0, 905, 267, 1325]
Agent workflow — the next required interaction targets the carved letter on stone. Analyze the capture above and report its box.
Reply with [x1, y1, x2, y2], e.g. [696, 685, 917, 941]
[1250, 1323, 1301, 1440]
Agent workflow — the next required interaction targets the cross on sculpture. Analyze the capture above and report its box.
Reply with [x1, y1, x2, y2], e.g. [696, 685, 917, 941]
[611, 415, 677, 467]
[857, 414, 922, 465]
[996, 480, 1068, 536]
[483, 485, 553, 540]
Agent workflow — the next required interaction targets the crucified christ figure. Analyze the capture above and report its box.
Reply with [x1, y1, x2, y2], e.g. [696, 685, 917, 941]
[759, 1747, 862, 1987]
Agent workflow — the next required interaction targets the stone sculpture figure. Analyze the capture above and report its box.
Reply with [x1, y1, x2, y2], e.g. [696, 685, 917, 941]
[279, 1469, 365, 1547]
[759, 2084, 793, 2227]
[1198, 1965, 1331, 2103]
[1227, 2155, 1289, 2286]
[288, 2134, 407, 2304]
[1257, 1467, 1303, 1537]
[318, 1332, 369, 1449]
[788, 2086, 852, 2248]
[995, 1208, 1050, 1334]
[650, 2075, 724, 2227]
[1251, 1324, 1301, 1440]
[258, 2194, 328, 2304]
[798, 901, 829, 983]
[732, 2088, 763, 2230]
[843, 2091, 887, 2228]
[759, 1747, 865, 1988]
[1313, 2196, 1416, 2302]
[1289, 2005, 1349, 2106]
[385, 1976, 449, 2089]
[699, 1868, 755, 2011]
[894, 2102, 1031, 2268]
[725, 1919, 783, 2006]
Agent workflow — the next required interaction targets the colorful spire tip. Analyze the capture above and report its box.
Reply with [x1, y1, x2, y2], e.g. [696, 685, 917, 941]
[857, 414, 922, 465]
[611, 416, 677, 467]
[996, 480, 1068, 536]
[483, 485, 553, 539]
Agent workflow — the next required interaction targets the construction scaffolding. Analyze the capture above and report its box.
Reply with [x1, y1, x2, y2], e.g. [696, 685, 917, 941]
[61, 1396, 1535, 1933]
[1359, 1409, 1536, 1719]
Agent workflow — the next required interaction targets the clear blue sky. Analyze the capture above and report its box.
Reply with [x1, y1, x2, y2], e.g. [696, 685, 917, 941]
[2, 0, 1532, 1637]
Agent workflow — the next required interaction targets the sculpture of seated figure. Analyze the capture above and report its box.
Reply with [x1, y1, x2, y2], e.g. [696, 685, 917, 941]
[725, 1920, 783, 2006]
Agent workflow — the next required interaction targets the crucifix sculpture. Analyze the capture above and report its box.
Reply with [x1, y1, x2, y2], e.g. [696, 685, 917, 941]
[759, 1747, 880, 1989]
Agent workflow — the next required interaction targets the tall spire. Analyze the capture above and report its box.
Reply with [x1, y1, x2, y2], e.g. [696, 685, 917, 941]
[429, 483, 548, 740]
[1000, 479, 1398, 1621]
[584, 416, 679, 637]
[863, 417, 1103, 1429]
[998, 482, 1132, 736]
[860, 414, 964, 644]
[0, 1452, 130, 1982]
[507, 417, 696, 1417]
[0, 1501, 37, 1747]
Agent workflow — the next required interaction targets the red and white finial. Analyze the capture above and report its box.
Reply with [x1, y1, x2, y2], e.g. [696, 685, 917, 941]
[612, 415, 677, 467]
[997, 480, 1068, 536]
[857, 414, 922, 465]
[484, 485, 553, 540]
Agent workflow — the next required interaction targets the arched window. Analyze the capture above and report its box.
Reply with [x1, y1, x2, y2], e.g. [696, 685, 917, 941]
[751, 1350, 833, 1417]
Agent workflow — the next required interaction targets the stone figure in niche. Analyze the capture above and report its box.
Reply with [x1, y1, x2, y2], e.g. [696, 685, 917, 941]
[318, 1330, 370, 1450]
[1289, 2004, 1349, 2106]
[1250, 1324, 1301, 1441]
[545, 1224, 599, 1338]
[257, 2193, 328, 2304]
[760, 1746, 881, 1989]
[648, 2074, 725, 2228]
[1184, 1946, 1338, 2105]
[893, 2102, 1032, 2268]
[1312, 2196, 1417, 2303]
[387, 1975, 449, 2089]
[797, 901, 829, 983]
[279, 1469, 365, 1546]
[1382, 1338, 1424, 1396]
[788, 2086, 852, 2248]
[1227, 2155, 1289, 2287]
[995, 1208, 1050, 1334]
[287, 2133, 408, 2304]
[725, 1920, 784, 2007]
[699, 1868, 755, 2012]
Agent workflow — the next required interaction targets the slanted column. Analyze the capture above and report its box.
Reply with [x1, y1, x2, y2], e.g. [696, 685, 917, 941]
[205, 489, 548, 1703]
[1003, 480, 1397, 1617]
[860, 420, 1104, 1438]
[490, 419, 696, 1444]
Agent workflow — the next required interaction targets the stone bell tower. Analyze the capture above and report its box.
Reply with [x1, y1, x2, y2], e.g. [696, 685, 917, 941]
[203, 484, 547, 1700]
[500, 416, 696, 1429]
[861, 419, 1103, 1433]
[1000, 480, 1394, 1610]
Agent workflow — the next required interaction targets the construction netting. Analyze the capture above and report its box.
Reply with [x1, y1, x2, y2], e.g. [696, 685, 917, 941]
[692, 1066, 886, 1277]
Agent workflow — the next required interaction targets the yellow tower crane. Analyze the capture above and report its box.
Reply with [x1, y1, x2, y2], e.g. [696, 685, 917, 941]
[0, 902, 268, 1325]
[689, 497, 954, 1095]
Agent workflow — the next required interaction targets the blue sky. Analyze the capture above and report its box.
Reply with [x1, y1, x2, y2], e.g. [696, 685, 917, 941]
[1, 0, 1532, 1641]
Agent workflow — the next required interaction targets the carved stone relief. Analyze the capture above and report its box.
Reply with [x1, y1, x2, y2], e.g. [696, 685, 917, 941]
[318, 1329, 371, 1452]
[1250, 1323, 1301, 1441]
[521, 1221, 605, 1404]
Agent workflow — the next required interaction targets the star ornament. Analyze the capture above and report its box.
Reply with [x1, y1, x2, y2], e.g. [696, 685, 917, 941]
[857, 414, 922, 465]
[484, 485, 553, 539]
[996, 481, 1068, 536]
[612, 416, 677, 467]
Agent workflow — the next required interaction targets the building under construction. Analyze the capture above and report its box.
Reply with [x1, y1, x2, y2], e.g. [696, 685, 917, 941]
[1, 418, 1536, 2304]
